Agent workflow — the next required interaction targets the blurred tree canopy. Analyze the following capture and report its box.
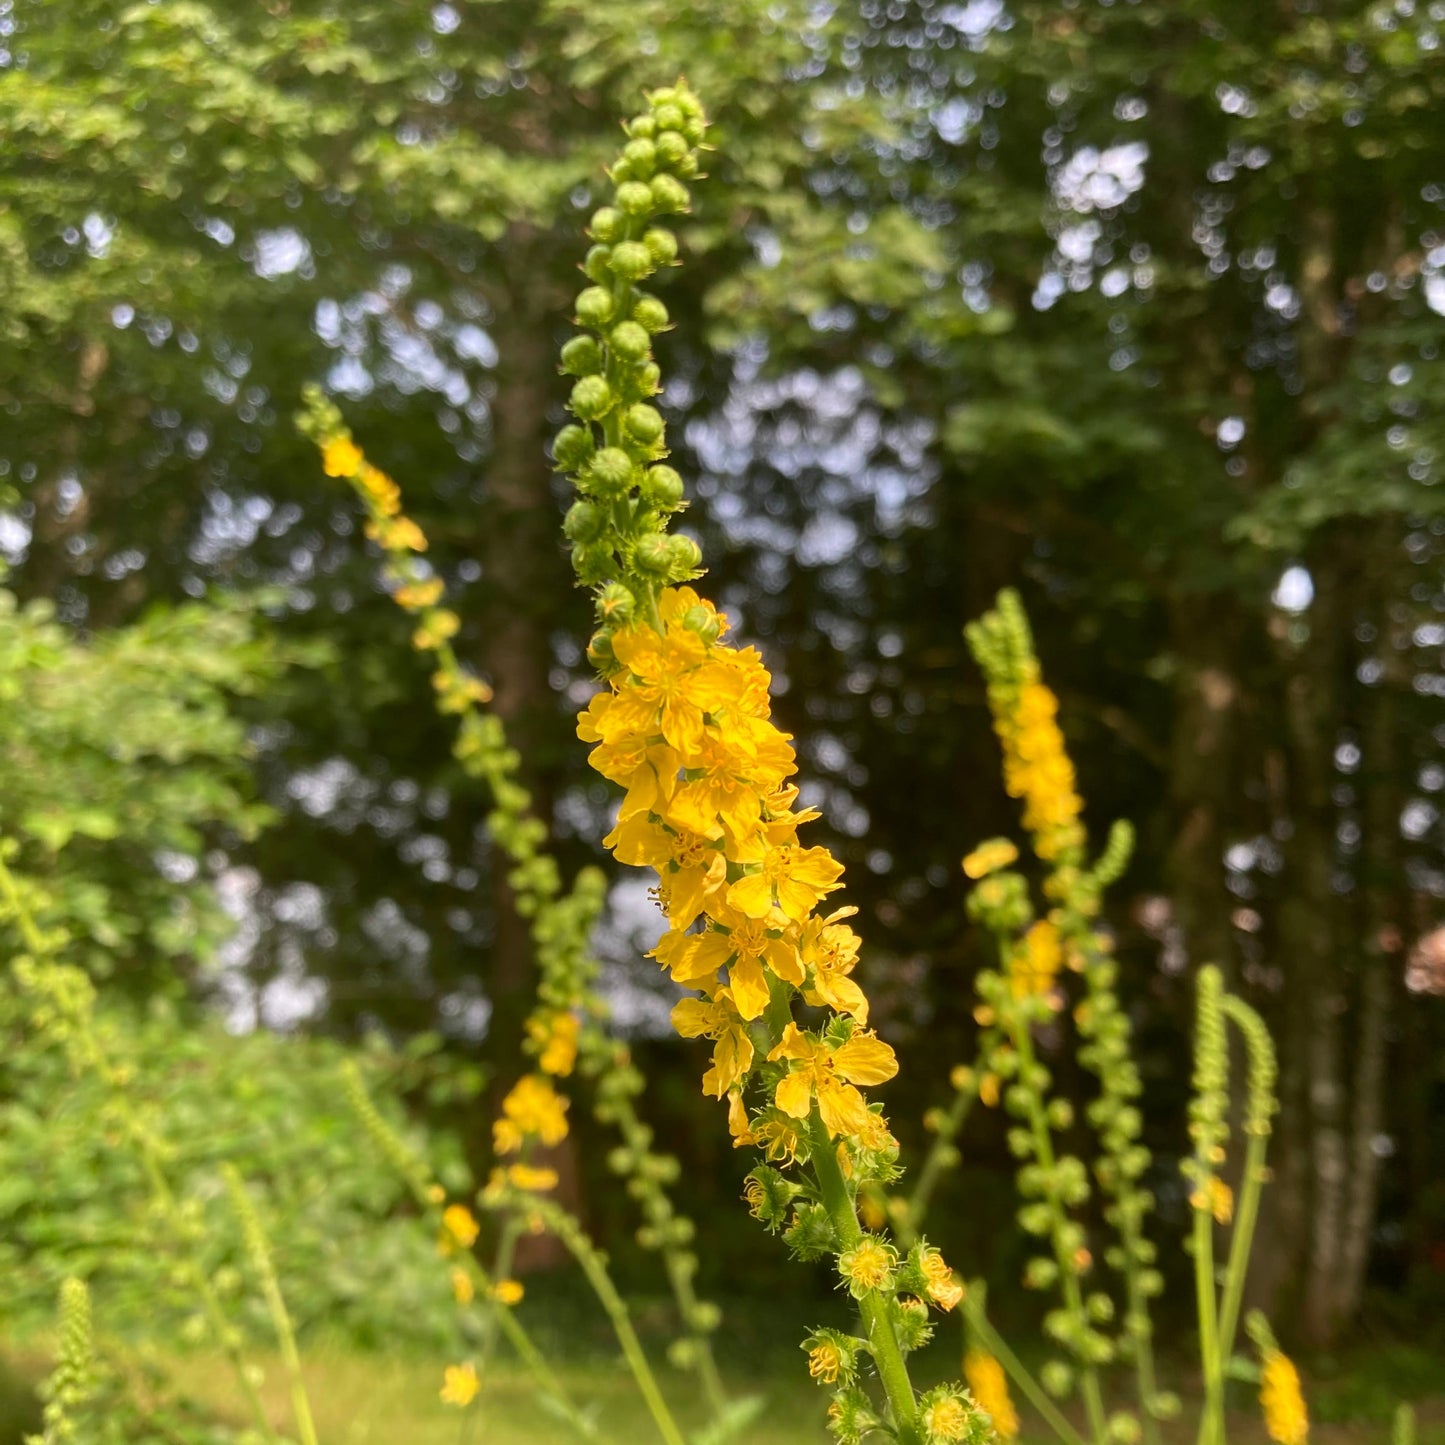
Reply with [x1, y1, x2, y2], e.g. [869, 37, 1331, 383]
[1, 0, 1442, 1349]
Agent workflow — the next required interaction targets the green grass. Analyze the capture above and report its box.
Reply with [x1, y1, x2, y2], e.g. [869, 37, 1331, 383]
[4, 1323, 1444, 1445]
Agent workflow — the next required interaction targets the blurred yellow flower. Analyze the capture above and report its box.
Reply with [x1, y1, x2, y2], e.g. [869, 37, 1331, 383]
[962, 838, 1020, 879]
[450, 1268, 474, 1305]
[1261, 1351, 1308, 1445]
[494, 1278, 525, 1305]
[321, 436, 362, 478]
[964, 1350, 1019, 1439]
[493, 1074, 569, 1154]
[440, 1362, 479, 1407]
[437, 1203, 479, 1257]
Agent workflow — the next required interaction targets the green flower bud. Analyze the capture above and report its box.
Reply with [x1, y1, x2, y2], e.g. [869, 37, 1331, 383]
[633, 534, 673, 575]
[615, 180, 654, 216]
[572, 540, 615, 585]
[683, 113, 707, 145]
[552, 425, 595, 470]
[666, 1338, 699, 1370]
[609, 241, 655, 281]
[1041, 1359, 1074, 1398]
[575, 287, 615, 327]
[649, 174, 690, 213]
[652, 102, 685, 132]
[621, 138, 657, 176]
[624, 403, 665, 445]
[569, 376, 613, 421]
[665, 534, 703, 577]
[563, 500, 606, 543]
[587, 627, 618, 671]
[682, 604, 719, 643]
[587, 446, 636, 494]
[583, 245, 613, 282]
[637, 361, 662, 393]
[643, 227, 678, 266]
[632, 296, 670, 332]
[608, 321, 652, 362]
[676, 88, 703, 120]
[655, 130, 689, 169]
[590, 207, 625, 243]
[627, 114, 656, 139]
[642, 464, 685, 509]
[595, 584, 634, 626]
[560, 335, 603, 376]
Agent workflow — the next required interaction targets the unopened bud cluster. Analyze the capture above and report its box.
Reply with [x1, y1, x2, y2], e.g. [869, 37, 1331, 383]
[553, 83, 709, 668]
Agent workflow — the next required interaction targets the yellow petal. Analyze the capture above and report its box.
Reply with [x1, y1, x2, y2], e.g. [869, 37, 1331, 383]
[832, 1032, 899, 1087]
[774, 1069, 814, 1119]
[729, 953, 770, 1020]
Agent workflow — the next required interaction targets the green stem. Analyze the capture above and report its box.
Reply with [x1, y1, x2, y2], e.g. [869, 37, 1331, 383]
[528, 1198, 686, 1445]
[341, 1066, 599, 1440]
[222, 1166, 319, 1445]
[898, 1033, 996, 1247]
[1214, 1131, 1269, 1416]
[1192, 1201, 1222, 1445]
[808, 1115, 922, 1445]
[1011, 1020, 1109, 1445]
[963, 1293, 1089, 1445]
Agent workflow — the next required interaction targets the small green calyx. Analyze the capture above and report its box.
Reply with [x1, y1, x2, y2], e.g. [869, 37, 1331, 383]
[553, 80, 710, 627]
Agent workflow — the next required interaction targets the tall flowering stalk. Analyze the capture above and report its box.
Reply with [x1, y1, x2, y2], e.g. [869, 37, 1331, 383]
[552, 81, 981, 1445]
[299, 396, 729, 1426]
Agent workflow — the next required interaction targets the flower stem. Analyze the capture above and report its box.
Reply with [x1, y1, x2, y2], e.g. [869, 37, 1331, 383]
[808, 1115, 922, 1445]
[963, 1291, 1089, 1445]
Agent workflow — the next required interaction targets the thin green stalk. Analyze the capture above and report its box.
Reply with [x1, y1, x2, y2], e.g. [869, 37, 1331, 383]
[808, 1115, 922, 1445]
[222, 1166, 319, 1445]
[963, 1292, 1088, 1445]
[523, 1196, 685, 1445]
[898, 1033, 997, 1248]
[1011, 1021, 1108, 1445]
[0, 855, 280, 1445]
[341, 1064, 599, 1439]
[1216, 1130, 1268, 1371]
[1193, 1201, 1223, 1445]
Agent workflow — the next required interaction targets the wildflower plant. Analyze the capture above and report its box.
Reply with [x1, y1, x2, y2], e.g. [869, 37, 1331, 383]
[938, 590, 1310, 1445]
[550, 79, 978, 1445]
[301, 392, 734, 1432]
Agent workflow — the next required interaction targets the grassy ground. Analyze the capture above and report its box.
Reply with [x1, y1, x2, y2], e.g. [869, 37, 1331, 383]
[4, 1324, 1443, 1444]
[134, 1342, 1445, 1445]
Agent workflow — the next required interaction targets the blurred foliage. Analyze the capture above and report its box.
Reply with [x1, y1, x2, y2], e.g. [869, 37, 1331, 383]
[0, 589, 296, 989]
[0, 987, 469, 1353]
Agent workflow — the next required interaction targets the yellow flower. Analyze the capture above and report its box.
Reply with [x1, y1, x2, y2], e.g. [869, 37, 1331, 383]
[1191, 1176, 1234, 1225]
[808, 1340, 844, 1383]
[493, 1074, 569, 1154]
[727, 841, 844, 923]
[800, 907, 868, 1021]
[507, 1163, 560, 1192]
[1260, 1351, 1308, 1445]
[964, 1350, 1019, 1439]
[922, 1394, 970, 1442]
[438, 1203, 479, 1257]
[493, 1279, 524, 1305]
[962, 838, 1020, 879]
[671, 990, 755, 1097]
[920, 1247, 964, 1311]
[412, 609, 460, 652]
[321, 435, 362, 478]
[365, 514, 428, 553]
[838, 1236, 896, 1296]
[450, 1267, 474, 1305]
[1010, 918, 1063, 998]
[357, 461, 400, 516]
[995, 675, 1085, 860]
[395, 577, 445, 611]
[979, 1072, 1000, 1108]
[440, 1362, 479, 1407]
[527, 1010, 580, 1077]
[768, 1022, 898, 1139]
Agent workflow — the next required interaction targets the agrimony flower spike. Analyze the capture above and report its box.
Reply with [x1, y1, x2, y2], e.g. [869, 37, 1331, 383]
[559, 85, 958, 1444]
